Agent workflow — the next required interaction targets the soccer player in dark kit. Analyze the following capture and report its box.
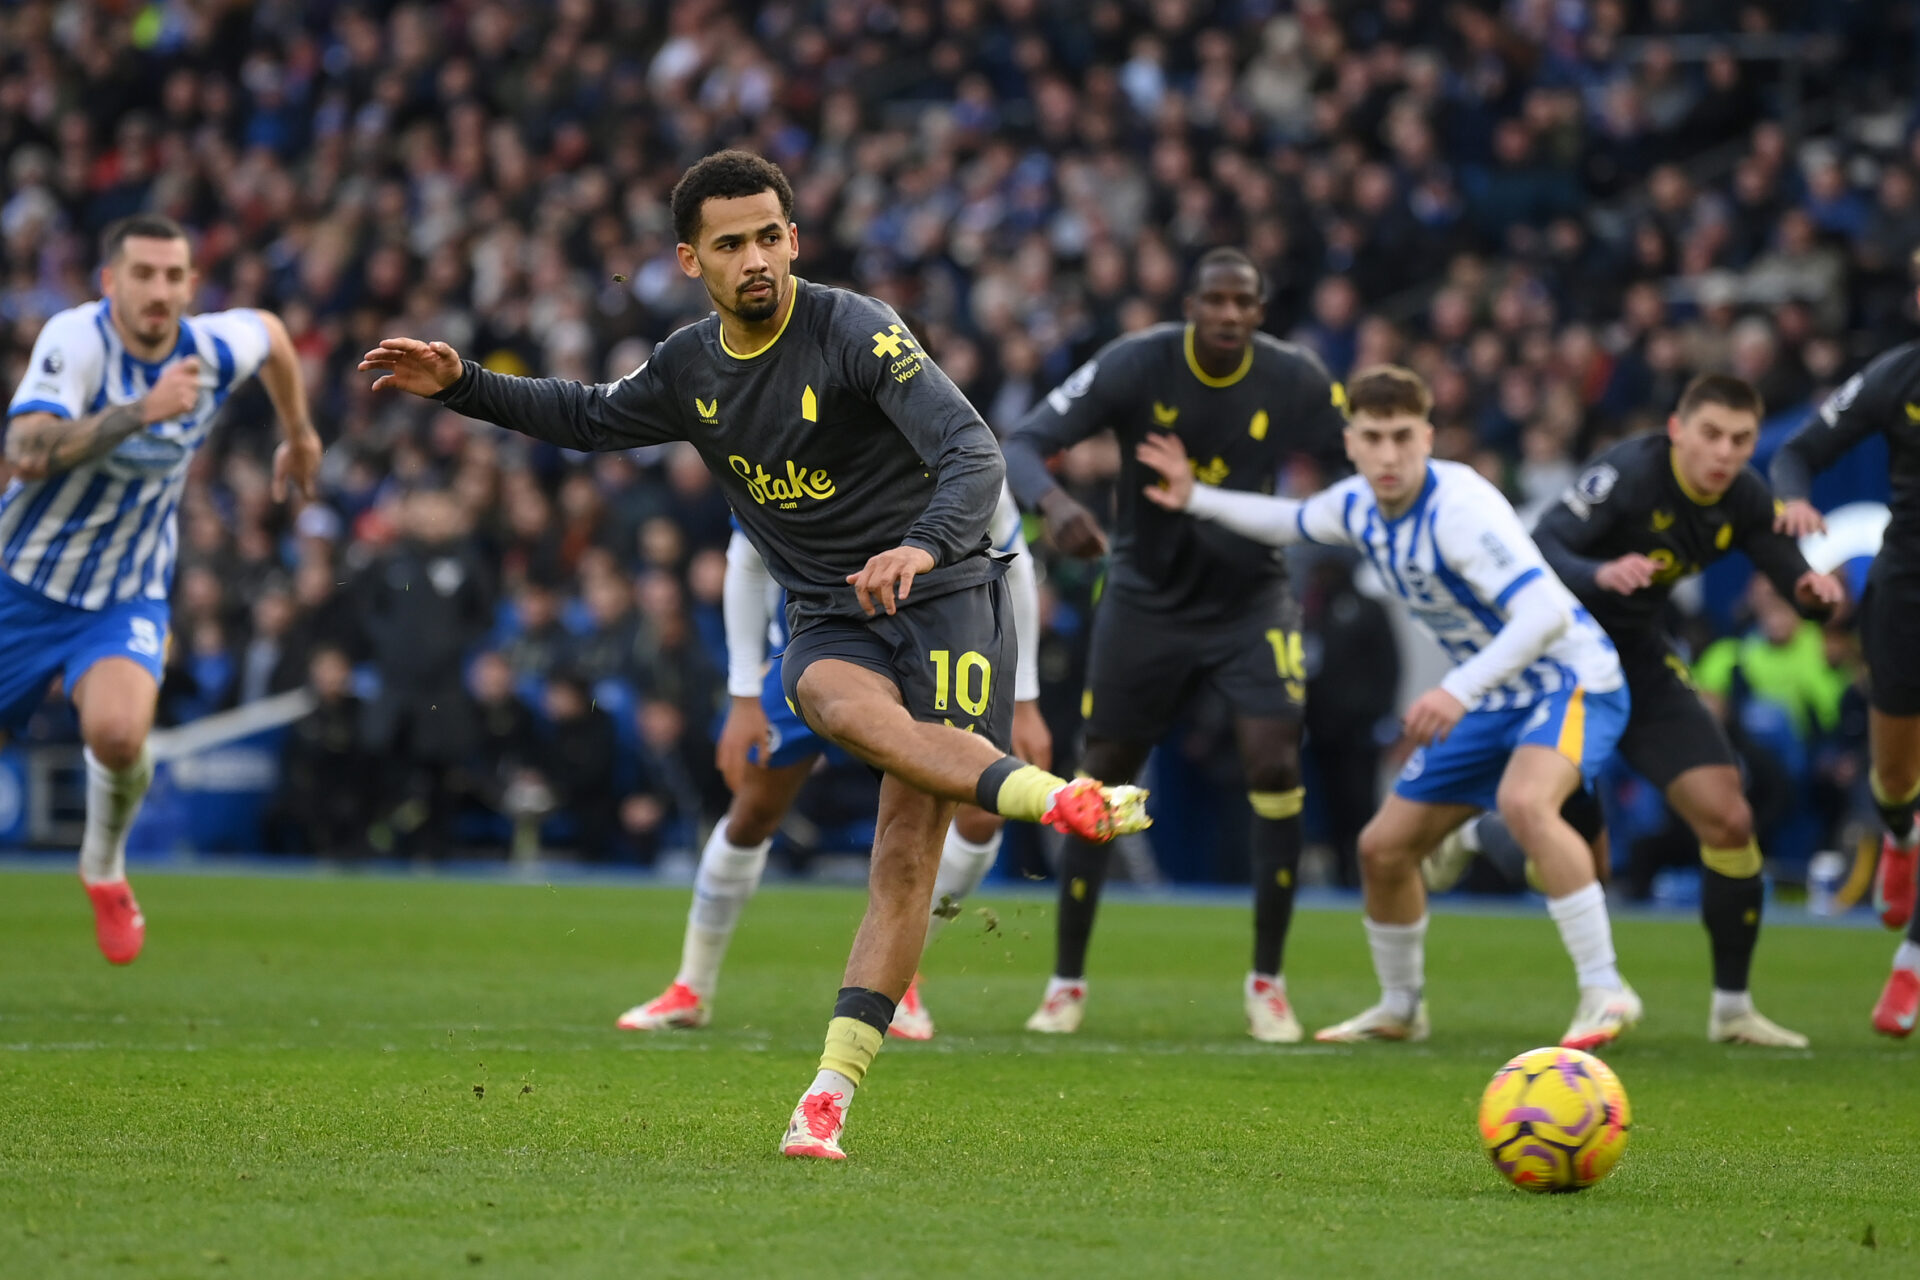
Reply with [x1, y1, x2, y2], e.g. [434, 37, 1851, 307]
[1003, 248, 1348, 1042]
[1435, 374, 1843, 1046]
[1773, 259, 1920, 1034]
[359, 150, 1149, 1158]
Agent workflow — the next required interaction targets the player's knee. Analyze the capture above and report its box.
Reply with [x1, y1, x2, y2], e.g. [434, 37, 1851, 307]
[1495, 777, 1563, 843]
[1078, 739, 1144, 786]
[952, 805, 1001, 845]
[1356, 818, 1408, 879]
[1244, 754, 1301, 796]
[1692, 794, 1753, 853]
[85, 718, 147, 771]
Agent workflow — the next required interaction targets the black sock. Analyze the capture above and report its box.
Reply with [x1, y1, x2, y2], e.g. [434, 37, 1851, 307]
[1879, 800, 1917, 844]
[1252, 815, 1302, 975]
[1477, 815, 1532, 887]
[1053, 837, 1110, 979]
[833, 986, 897, 1036]
[1700, 868, 1763, 992]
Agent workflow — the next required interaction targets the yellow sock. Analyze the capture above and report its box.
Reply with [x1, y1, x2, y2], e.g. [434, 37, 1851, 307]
[1700, 839, 1762, 878]
[980, 761, 1070, 823]
[818, 1016, 884, 1087]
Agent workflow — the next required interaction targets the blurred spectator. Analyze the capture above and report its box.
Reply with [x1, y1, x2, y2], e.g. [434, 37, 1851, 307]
[354, 489, 493, 855]
[272, 646, 372, 856]
[1695, 576, 1849, 742]
[534, 671, 618, 861]
[0, 1, 1908, 870]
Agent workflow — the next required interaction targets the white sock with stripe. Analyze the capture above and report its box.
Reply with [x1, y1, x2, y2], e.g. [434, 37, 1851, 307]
[78, 744, 152, 886]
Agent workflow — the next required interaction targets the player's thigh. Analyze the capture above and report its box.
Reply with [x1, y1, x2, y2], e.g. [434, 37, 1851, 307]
[786, 621, 909, 744]
[1510, 682, 1630, 802]
[1359, 793, 1479, 866]
[876, 578, 1017, 751]
[1081, 594, 1203, 747]
[0, 581, 86, 737]
[1859, 572, 1920, 720]
[1207, 595, 1308, 728]
[67, 602, 169, 760]
[1614, 654, 1736, 791]
[1079, 734, 1155, 786]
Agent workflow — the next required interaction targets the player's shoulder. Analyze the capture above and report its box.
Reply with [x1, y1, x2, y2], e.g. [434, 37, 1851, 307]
[1250, 331, 1334, 382]
[1825, 339, 1920, 416]
[796, 279, 903, 345]
[1096, 322, 1184, 367]
[1430, 460, 1524, 525]
[35, 300, 110, 349]
[185, 305, 270, 348]
[1567, 433, 1662, 508]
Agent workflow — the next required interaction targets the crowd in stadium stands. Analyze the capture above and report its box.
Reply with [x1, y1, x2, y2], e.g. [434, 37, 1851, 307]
[0, 2, 1913, 874]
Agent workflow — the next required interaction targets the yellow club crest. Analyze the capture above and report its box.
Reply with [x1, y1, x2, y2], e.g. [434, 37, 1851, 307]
[1249, 409, 1269, 441]
[801, 385, 817, 422]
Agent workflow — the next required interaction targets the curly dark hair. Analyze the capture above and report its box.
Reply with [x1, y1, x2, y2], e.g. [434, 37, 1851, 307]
[670, 150, 795, 246]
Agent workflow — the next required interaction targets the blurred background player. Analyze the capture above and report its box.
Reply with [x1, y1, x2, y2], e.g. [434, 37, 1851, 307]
[360, 150, 1145, 1160]
[1427, 374, 1842, 1046]
[1772, 255, 1920, 1036]
[618, 485, 1049, 1040]
[0, 213, 321, 963]
[1004, 247, 1347, 1042]
[1139, 365, 1641, 1052]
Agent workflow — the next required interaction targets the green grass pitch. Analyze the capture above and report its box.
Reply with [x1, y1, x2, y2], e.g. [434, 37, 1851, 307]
[1, 867, 1915, 1279]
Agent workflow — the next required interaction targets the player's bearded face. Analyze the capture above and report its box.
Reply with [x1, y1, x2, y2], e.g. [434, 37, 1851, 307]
[682, 192, 797, 326]
[104, 236, 195, 349]
[1668, 405, 1758, 497]
[1346, 412, 1434, 512]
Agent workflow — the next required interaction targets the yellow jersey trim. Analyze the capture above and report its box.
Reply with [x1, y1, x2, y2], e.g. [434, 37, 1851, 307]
[721, 280, 800, 360]
[1669, 451, 1722, 506]
[1183, 324, 1253, 388]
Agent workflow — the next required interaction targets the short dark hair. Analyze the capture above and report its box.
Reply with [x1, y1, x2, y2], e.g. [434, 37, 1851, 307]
[670, 150, 795, 246]
[101, 214, 190, 265]
[1346, 364, 1433, 420]
[1675, 372, 1764, 422]
[1187, 246, 1265, 300]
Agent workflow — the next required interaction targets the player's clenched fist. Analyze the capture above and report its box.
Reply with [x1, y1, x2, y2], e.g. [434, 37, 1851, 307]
[1402, 686, 1466, 747]
[847, 545, 936, 616]
[1038, 489, 1109, 558]
[1593, 553, 1659, 595]
[360, 337, 465, 396]
[141, 357, 201, 423]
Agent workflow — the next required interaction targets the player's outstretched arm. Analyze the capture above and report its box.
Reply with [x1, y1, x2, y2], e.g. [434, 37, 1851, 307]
[1004, 356, 1120, 558]
[360, 337, 680, 453]
[254, 310, 323, 503]
[1136, 431, 1306, 547]
[1770, 351, 1920, 533]
[5, 359, 199, 482]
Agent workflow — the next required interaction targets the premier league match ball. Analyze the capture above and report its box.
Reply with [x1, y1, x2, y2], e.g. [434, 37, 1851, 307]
[1477, 1046, 1631, 1193]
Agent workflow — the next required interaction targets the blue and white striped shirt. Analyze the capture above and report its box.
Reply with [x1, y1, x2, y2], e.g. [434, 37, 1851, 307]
[1293, 461, 1623, 711]
[2, 300, 269, 609]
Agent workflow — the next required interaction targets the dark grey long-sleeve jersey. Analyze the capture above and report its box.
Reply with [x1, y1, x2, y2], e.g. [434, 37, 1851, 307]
[433, 279, 1006, 622]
